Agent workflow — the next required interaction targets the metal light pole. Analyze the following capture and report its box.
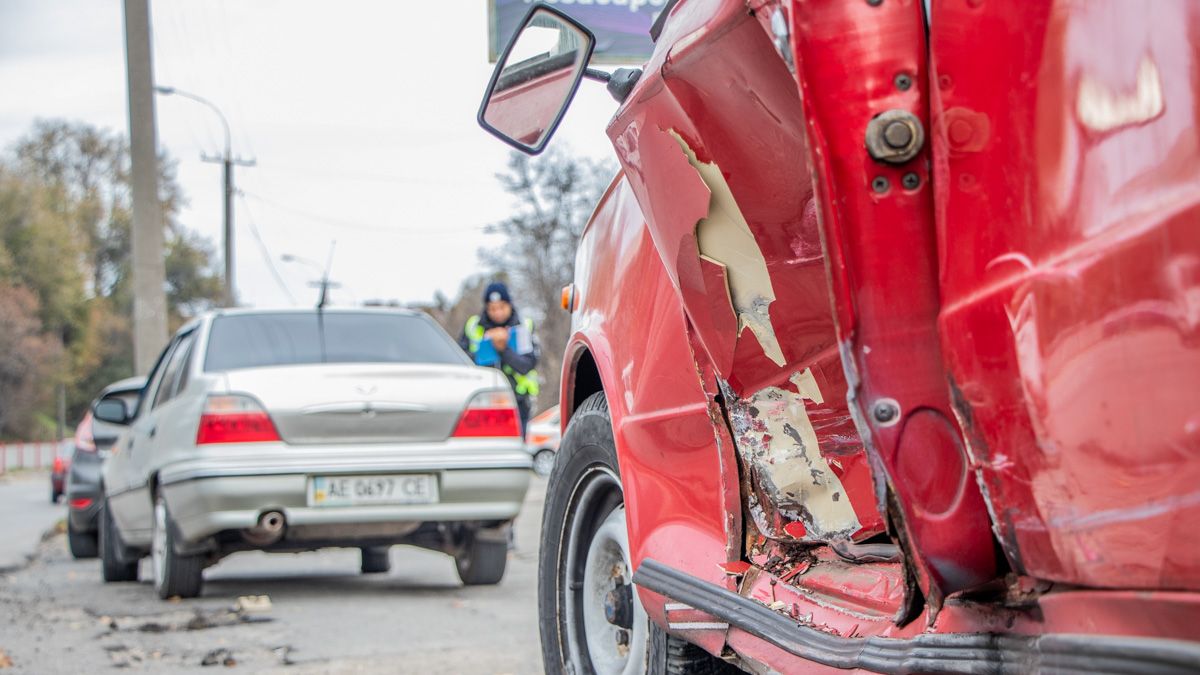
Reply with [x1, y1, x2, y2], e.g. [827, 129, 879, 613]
[154, 85, 254, 307]
[282, 244, 340, 308]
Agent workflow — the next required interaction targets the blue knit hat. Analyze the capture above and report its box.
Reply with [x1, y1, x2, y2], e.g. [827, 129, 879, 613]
[483, 281, 511, 304]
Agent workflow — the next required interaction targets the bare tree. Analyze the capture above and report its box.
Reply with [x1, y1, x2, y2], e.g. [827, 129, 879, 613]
[483, 147, 616, 410]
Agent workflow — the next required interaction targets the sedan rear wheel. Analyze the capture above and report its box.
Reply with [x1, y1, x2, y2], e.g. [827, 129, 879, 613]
[67, 519, 99, 559]
[455, 530, 508, 585]
[152, 496, 203, 599]
[100, 498, 139, 582]
[360, 546, 391, 574]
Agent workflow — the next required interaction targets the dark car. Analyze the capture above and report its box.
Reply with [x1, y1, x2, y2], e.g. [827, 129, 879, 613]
[65, 376, 145, 559]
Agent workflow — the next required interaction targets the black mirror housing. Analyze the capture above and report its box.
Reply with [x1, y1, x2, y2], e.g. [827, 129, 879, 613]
[478, 3, 596, 155]
[93, 398, 130, 426]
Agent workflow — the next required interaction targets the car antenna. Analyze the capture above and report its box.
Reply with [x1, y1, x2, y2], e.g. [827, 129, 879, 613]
[310, 241, 340, 311]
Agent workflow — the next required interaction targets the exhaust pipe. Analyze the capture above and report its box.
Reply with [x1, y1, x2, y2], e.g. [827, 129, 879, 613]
[241, 510, 286, 547]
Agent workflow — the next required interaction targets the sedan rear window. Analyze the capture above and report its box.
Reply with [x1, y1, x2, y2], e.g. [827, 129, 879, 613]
[204, 313, 468, 371]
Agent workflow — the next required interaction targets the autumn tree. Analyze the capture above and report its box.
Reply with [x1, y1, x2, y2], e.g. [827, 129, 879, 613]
[0, 284, 63, 438]
[0, 119, 223, 435]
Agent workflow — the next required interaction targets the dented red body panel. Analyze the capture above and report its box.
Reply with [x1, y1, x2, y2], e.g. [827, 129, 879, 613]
[556, 0, 1200, 670]
[932, 0, 1200, 592]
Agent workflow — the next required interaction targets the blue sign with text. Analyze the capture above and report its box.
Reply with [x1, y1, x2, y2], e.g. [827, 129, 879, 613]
[488, 0, 669, 65]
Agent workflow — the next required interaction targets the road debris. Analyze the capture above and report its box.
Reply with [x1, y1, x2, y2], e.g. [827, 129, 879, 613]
[273, 645, 295, 665]
[234, 595, 272, 614]
[98, 606, 273, 635]
[201, 648, 236, 667]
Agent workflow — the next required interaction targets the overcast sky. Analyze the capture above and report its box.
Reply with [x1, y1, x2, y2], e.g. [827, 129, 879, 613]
[0, 0, 622, 309]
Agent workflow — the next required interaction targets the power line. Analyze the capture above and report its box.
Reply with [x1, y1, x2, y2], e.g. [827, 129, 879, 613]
[155, 4, 209, 155]
[251, 162, 496, 189]
[213, 0, 257, 159]
[240, 191, 493, 237]
[236, 193, 296, 305]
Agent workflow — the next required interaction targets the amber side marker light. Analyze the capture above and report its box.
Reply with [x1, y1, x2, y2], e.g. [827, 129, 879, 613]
[561, 284, 579, 312]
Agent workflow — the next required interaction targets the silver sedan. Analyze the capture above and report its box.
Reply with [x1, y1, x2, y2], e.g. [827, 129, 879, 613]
[97, 308, 531, 599]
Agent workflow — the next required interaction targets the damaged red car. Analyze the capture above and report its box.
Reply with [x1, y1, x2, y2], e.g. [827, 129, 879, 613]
[479, 1, 1200, 673]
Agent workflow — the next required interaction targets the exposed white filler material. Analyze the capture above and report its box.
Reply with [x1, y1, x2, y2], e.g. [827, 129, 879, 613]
[669, 130, 786, 366]
[729, 369, 861, 539]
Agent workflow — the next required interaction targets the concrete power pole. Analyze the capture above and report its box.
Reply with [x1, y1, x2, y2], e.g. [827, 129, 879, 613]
[123, 0, 168, 373]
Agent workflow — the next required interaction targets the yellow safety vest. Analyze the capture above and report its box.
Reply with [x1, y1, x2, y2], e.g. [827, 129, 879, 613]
[465, 315, 540, 397]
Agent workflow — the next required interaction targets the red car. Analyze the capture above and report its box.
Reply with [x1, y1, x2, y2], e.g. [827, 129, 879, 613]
[480, 2, 1200, 673]
[51, 442, 70, 503]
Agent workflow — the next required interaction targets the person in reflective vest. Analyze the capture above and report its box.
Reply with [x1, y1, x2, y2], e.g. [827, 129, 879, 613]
[458, 281, 540, 436]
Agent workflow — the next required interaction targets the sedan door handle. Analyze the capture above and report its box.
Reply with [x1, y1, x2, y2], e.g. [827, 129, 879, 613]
[148, 426, 157, 438]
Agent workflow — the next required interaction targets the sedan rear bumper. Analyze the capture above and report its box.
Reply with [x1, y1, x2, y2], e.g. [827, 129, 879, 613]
[158, 447, 532, 544]
[66, 448, 104, 533]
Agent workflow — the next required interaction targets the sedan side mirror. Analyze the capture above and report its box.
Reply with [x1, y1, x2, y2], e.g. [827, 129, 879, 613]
[478, 4, 596, 155]
[93, 398, 130, 425]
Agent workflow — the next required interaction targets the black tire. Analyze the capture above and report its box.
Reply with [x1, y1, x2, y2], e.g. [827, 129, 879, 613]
[67, 519, 99, 559]
[539, 393, 737, 675]
[152, 497, 204, 599]
[99, 499, 139, 582]
[649, 618, 743, 674]
[454, 530, 507, 586]
[360, 546, 391, 574]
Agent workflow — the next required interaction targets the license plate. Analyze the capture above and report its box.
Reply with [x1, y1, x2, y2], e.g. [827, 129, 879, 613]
[308, 474, 438, 507]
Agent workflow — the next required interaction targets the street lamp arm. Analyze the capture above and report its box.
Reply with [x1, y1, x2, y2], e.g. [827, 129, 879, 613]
[154, 85, 231, 159]
[281, 254, 324, 275]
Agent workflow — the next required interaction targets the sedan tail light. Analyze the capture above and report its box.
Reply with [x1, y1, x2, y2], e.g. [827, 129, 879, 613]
[452, 390, 521, 438]
[196, 394, 281, 445]
[74, 412, 97, 453]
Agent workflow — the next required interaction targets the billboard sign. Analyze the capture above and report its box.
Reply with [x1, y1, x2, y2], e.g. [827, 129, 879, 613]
[488, 0, 669, 65]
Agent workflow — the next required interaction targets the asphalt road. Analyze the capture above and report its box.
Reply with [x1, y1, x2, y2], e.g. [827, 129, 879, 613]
[0, 474, 547, 673]
[0, 471, 64, 572]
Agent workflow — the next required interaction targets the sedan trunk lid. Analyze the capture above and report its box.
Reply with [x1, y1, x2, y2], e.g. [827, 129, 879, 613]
[220, 363, 505, 444]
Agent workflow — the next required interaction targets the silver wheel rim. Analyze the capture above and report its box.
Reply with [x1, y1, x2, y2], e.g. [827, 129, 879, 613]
[152, 499, 167, 591]
[534, 450, 555, 477]
[583, 507, 647, 674]
[562, 468, 648, 675]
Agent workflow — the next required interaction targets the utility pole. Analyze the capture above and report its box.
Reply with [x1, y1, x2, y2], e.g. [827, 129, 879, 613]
[202, 153, 255, 307]
[123, 0, 168, 374]
[155, 86, 254, 307]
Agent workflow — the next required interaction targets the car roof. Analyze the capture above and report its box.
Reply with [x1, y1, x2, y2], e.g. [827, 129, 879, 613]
[171, 307, 429, 338]
[101, 375, 147, 396]
[205, 307, 423, 320]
